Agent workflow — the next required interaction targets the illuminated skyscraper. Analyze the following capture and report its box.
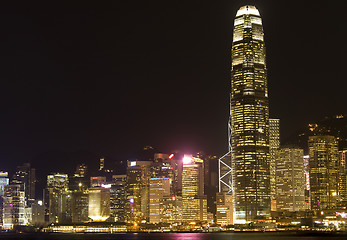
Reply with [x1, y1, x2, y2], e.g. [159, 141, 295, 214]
[71, 190, 89, 223]
[149, 178, 170, 223]
[12, 163, 36, 206]
[269, 119, 280, 211]
[88, 186, 110, 221]
[3, 184, 25, 229]
[230, 5, 270, 223]
[216, 192, 233, 226]
[0, 172, 9, 196]
[126, 160, 151, 223]
[181, 155, 207, 222]
[303, 155, 311, 209]
[309, 136, 339, 210]
[110, 174, 127, 222]
[275, 147, 305, 212]
[0, 172, 9, 227]
[45, 173, 69, 223]
[339, 150, 347, 204]
[151, 153, 178, 195]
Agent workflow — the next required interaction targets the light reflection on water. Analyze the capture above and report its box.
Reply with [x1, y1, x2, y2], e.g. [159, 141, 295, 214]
[126, 232, 346, 240]
[0, 232, 346, 240]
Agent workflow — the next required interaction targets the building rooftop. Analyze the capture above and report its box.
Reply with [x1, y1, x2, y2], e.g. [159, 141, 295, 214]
[236, 5, 260, 17]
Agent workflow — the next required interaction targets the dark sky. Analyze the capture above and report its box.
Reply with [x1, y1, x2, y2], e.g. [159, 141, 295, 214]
[0, 1, 345, 175]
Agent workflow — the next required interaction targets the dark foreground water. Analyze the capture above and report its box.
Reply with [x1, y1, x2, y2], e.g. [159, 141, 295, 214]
[0, 232, 346, 240]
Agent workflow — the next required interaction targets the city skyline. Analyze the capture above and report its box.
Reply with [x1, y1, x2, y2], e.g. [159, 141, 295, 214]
[0, 1, 345, 175]
[0, 2, 346, 232]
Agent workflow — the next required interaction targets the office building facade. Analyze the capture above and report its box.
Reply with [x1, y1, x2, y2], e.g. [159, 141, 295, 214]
[309, 136, 339, 210]
[110, 174, 127, 222]
[126, 160, 151, 223]
[269, 119, 280, 210]
[230, 5, 270, 223]
[182, 156, 207, 222]
[275, 147, 306, 212]
[149, 178, 170, 223]
[216, 192, 233, 226]
[3, 184, 25, 229]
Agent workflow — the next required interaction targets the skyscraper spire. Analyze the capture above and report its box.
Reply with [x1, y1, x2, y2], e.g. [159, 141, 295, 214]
[230, 5, 270, 223]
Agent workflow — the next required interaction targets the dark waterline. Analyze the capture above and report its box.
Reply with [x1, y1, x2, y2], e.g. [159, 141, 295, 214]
[1, 232, 346, 240]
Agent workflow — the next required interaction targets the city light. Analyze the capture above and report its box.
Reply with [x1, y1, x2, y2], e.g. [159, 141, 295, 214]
[183, 155, 192, 165]
[0, 3, 346, 234]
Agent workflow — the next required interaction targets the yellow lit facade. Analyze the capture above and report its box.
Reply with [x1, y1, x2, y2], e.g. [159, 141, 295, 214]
[88, 187, 110, 221]
[161, 196, 182, 223]
[339, 150, 347, 204]
[46, 173, 69, 223]
[269, 119, 280, 211]
[149, 178, 170, 223]
[275, 148, 306, 212]
[71, 190, 89, 223]
[182, 157, 207, 222]
[231, 5, 270, 223]
[126, 160, 151, 223]
[216, 192, 233, 226]
[309, 136, 339, 210]
[3, 184, 25, 229]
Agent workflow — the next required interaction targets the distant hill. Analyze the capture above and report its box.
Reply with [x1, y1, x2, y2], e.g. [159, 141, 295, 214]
[283, 114, 347, 153]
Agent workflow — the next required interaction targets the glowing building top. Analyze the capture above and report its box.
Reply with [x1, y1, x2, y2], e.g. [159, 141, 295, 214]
[236, 5, 260, 17]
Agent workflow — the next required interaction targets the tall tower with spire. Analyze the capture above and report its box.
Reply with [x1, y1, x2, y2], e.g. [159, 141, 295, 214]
[230, 5, 270, 223]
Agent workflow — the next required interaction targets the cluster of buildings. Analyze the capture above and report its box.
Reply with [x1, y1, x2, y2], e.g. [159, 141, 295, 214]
[0, 5, 346, 233]
[0, 153, 220, 231]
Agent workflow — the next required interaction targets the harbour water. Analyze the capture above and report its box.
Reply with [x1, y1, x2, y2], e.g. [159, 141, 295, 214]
[0, 232, 346, 240]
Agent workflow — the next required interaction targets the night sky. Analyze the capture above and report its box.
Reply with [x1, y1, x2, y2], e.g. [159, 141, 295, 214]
[0, 1, 345, 176]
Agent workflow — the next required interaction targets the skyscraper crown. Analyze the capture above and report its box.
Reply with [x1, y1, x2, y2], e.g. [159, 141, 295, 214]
[236, 5, 260, 17]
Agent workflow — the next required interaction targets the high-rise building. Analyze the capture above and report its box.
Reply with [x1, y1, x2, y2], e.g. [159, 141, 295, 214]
[31, 200, 45, 226]
[269, 119, 280, 211]
[126, 160, 151, 224]
[309, 136, 339, 211]
[338, 150, 347, 205]
[275, 147, 306, 212]
[71, 190, 89, 223]
[160, 196, 182, 223]
[110, 174, 127, 222]
[3, 184, 25, 229]
[199, 153, 218, 217]
[181, 155, 207, 222]
[303, 155, 311, 209]
[216, 192, 233, 226]
[11, 163, 36, 206]
[230, 5, 270, 223]
[151, 153, 178, 195]
[88, 186, 110, 221]
[149, 178, 170, 223]
[69, 163, 89, 191]
[0, 172, 9, 196]
[0, 171, 9, 227]
[45, 173, 69, 223]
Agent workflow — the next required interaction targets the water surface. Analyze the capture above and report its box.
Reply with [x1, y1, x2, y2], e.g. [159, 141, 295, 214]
[1, 232, 345, 240]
